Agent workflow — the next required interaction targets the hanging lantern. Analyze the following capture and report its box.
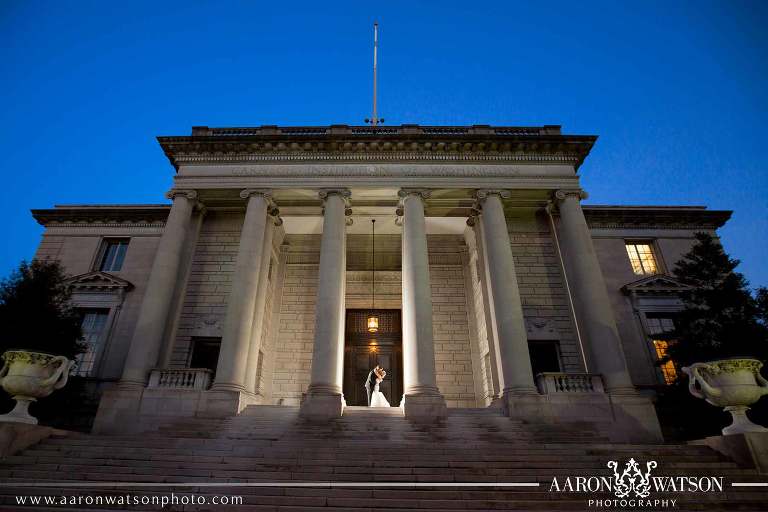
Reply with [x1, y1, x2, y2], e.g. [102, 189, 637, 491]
[367, 219, 379, 333]
[367, 314, 379, 333]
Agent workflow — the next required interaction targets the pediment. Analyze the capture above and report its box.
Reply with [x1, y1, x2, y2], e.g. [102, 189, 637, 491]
[621, 274, 690, 296]
[65, 271, 134, 292]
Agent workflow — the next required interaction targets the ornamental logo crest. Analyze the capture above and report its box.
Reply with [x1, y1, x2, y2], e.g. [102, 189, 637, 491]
[607, 458, 658, 498]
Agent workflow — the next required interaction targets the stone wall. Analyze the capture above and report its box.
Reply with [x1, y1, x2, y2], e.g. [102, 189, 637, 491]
[270, 234, 319, 405]
[427, 236, 477, 407]
[170, 212, 243, 367]
[507, 208, 585, 373]
[34, 234, 66, 260]
[590, 227, 714, 387]
[33, 225, 163, 381]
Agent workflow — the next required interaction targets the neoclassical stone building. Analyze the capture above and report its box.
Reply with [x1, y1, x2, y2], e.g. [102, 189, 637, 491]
[31, 124, 730, 441]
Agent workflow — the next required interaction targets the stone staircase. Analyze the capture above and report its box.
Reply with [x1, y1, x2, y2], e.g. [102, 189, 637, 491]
[0, 405, 765, 510]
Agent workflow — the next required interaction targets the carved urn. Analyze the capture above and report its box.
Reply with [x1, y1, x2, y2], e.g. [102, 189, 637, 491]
[682, 358, 768, 435]
[0, 350, 72, 424]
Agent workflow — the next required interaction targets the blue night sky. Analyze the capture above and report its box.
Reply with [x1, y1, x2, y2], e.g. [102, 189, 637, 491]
[1, 1, 766, 287]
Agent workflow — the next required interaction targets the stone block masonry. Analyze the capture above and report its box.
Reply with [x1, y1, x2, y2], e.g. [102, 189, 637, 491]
[170, 212, 243, 367]
[272, 262, 318, 404]
[427, 235, 477, 408]
[508, 210, 584, 373]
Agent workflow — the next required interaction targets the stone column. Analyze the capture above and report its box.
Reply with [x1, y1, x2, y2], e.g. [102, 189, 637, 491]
[120, 190, 198, 386]
[398, 189, 446, 421]
[554, 190, 635, 394]
[212, 189, 271, 393]
[300, 189, 350, 420]
[244, 209, 281, 394]
[475, 190, 537, 395]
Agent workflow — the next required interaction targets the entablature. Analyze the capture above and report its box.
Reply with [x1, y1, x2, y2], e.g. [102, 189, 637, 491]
[158, 124, 596, 171]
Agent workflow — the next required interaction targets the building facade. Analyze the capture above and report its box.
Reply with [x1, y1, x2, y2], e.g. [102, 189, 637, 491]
[31, 125, 730, 441]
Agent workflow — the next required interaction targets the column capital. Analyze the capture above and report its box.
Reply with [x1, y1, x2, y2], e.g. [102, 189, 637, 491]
[165, 189, 198, 201]
[554, 189, 589, 202]
[318, 188, 351, 201]
[398, 188, 432, 200]
[475, 189, 511, 201]
[239, 189, 272, 200]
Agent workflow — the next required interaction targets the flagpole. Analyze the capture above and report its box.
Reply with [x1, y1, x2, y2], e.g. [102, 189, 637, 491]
[372, 22, 378, 127]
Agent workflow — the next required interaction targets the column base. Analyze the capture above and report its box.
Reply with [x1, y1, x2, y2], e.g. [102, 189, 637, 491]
[299, 392, 344, 422]
[198, 388, 260, 418]
[401, 393, 447, 423]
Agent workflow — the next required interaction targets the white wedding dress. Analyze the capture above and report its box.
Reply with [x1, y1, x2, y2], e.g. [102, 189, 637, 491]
[369, 378, 390, 408]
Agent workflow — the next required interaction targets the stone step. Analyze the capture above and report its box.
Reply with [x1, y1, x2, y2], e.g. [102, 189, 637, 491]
[23, 438, 727, 454]
[10, 447, 738, 467]
[15, 441, 732, 462]
[2, 406, 764, 511]
[1, 492, 766, 512]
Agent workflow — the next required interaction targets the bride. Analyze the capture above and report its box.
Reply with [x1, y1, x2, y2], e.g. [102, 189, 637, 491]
[364, 365, 390, 407]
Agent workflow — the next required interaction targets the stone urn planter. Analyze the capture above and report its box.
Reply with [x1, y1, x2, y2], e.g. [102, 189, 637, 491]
[682, 358, 768, 435]
[0, 350, 72, 425]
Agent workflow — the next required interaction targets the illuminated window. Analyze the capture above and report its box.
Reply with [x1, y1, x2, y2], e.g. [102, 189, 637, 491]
[652, 340, 677, 385]
[625, 242, 658, 275]
[646, 315, 677, 385]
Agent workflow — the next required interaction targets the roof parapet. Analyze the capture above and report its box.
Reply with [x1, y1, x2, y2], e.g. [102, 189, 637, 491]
[189, 124, 563, 137]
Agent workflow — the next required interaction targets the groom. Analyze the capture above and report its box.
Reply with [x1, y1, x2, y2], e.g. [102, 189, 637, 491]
[364, 365, 382, 406]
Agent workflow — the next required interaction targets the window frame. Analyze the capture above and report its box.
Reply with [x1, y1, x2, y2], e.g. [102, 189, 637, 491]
[74, 307, 112, 378]
[94, 238, 130, 272]
[188, 336, 222, 379]
[624, 240, 662, 276]
[642, 312, 679, 386]
[528, 340, 563, 376]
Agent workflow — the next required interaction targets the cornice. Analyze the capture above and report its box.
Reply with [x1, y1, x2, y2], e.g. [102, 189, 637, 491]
[583, 206, 731, 230]
[158, 125, 596, 171]
[32, 206, 170, 227]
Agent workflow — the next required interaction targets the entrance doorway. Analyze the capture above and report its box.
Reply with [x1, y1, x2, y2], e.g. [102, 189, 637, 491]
[343, 309, 403, 406]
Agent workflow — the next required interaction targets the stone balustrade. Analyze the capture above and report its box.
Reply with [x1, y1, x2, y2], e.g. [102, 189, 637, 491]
[190, 124, 561, 137]
[535, 373, 605, 394]
[147, 368, 213, 391]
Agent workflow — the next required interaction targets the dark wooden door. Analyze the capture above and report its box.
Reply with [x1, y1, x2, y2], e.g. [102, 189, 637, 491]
[343, 310, 402, 406]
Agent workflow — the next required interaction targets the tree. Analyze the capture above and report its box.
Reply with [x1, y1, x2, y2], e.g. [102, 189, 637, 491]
[0, 259, 84, 359]
[0, 260, 91, 429]
[665, 232, 768, 366]
[654, 233, 768, 440]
